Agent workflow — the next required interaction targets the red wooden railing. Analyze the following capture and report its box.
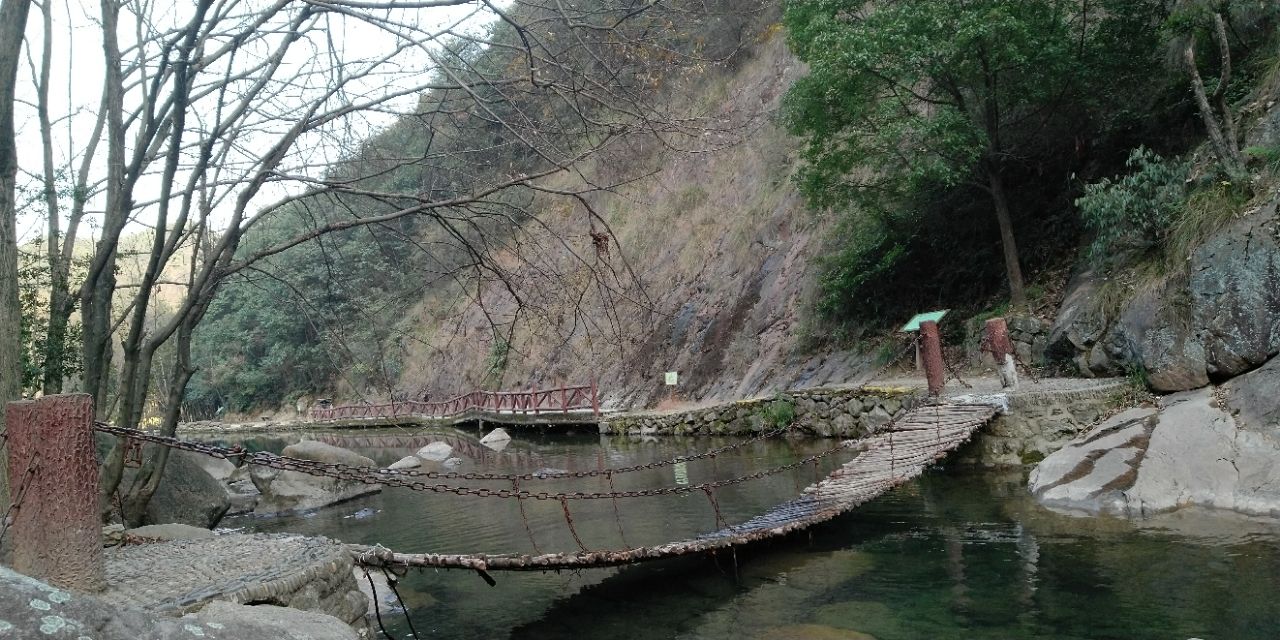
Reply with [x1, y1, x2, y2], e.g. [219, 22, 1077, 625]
[309, 382, 600, 421]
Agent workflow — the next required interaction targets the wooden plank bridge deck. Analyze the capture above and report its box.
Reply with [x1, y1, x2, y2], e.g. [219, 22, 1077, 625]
[353, 401, 999, 572]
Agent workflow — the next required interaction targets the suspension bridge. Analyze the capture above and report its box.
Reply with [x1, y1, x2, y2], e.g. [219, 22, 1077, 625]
[1, 317, 1019, 608]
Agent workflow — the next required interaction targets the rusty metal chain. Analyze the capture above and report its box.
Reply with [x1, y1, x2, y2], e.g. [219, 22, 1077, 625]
[940, 346, 974, 390]
[95, 419, 800, 484]
[92, 417, 898, 502]
[0, 455, 40, 547]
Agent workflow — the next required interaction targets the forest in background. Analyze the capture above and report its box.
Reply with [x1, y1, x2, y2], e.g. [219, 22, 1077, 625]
[11, 0, 1280, 420]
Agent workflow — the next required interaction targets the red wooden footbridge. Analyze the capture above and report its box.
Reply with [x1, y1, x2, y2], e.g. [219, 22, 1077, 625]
[309, 382, 600, 422]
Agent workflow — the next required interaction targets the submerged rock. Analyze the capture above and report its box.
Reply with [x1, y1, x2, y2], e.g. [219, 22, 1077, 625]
[416, 441, 453, 461]
[479, 428, 512, 451]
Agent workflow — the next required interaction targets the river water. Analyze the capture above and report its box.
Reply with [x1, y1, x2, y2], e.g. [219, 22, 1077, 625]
[221, 427, 1280, 639]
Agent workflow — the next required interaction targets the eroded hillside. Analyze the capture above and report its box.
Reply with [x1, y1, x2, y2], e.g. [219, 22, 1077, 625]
[392, 33, 871, 410]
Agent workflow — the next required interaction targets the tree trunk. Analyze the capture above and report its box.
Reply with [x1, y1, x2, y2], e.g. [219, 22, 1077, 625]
[0, 0, 35, 551]
[1185, 22, 1245, 180]
[988, 167, 1027, 309]
[121, 307, 200, 525]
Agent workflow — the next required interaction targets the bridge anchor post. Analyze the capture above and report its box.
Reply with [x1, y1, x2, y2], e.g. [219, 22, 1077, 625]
[4, 394, 105, 592]
[983, 317, 1019, 390]
[920, 320, 946, 398]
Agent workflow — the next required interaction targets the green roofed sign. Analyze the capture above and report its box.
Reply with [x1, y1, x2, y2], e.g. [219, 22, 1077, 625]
[900, 309, 949, 333]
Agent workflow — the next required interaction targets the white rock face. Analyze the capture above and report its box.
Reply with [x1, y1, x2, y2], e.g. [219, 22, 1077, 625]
[387, 456, 421, 470]
[416, 442, 453, 461]
[1030, 378, 1280, 518]
[479, 428, 512, 450]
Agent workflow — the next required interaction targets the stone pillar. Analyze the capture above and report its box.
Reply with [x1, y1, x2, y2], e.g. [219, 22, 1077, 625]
[4, 394, 105, 592]
[920, 320, 945, 397]
[984, 317, 1019, 390]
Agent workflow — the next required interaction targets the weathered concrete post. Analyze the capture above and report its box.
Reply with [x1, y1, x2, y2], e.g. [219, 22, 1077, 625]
[4, 394, 105, 592]
[920, 320, 946, 397]
[984, 317, 1019, 390]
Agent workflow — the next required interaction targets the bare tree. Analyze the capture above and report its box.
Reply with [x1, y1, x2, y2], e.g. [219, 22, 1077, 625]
[0, 0, 35, 536]
[46, 0, 760, 524]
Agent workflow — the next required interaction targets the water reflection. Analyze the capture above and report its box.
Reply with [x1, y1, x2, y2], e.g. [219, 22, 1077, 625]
[223, 429, 1280, 640]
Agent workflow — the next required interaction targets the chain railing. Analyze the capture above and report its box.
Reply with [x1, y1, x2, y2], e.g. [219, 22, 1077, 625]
[93, 420, 885, 502]
[311, 383, 600, 421]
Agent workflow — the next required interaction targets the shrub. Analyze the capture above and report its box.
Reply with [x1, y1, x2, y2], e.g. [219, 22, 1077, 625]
[760, 394, 796, 428]
[1076, 146, 1189, 266]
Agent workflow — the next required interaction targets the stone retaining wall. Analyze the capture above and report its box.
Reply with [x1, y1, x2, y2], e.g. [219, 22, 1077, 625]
[600, 387, 920, 438]
[959, 381, 1128, 467]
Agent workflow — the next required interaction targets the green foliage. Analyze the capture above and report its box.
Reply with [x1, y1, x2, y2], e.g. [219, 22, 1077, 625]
[485, 338, 511, 385]
[16, 244, 83, 394]
[1076, 147, 1190, 265]
[759, 394, 796, 428]
[1245, 144, 1280, 172]
[783, 0, 1173, 334]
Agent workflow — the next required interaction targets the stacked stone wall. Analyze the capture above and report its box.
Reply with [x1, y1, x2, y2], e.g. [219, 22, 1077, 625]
[600, 387, 920, 438]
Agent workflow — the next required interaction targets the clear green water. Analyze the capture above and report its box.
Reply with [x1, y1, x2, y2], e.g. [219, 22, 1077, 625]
[225, 428, 1280, 640]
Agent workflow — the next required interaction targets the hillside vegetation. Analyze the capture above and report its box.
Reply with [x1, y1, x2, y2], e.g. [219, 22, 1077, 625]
[182, 0, 1280, 416]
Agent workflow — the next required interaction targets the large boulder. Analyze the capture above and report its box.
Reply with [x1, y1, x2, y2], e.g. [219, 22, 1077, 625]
[1049, 195, 1280, 390]
[415, 441, 453, 461]
[143, 450, 233, 528]
[1188, 206, 1280, 378]
[251, 441, 381, 516]
[0, 565, 360, 640]
[1030, 383, 1280, 517]
[95, 434, 230, 528]
[1223, 355, 1280, 431]
[1112, 281, 1210, 392]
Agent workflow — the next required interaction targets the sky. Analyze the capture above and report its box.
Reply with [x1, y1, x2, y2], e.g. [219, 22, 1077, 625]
[12, 0, 499, 249]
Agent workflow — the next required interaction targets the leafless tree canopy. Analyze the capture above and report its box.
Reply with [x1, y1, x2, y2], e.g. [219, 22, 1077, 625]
[1, 0, 767, 524]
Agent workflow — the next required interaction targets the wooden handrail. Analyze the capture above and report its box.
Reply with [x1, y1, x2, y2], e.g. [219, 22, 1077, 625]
[310, 384, 600, 421]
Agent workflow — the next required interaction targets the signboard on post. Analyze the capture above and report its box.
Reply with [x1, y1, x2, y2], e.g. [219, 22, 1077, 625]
[901, 310, 949, 371]
[900, 309, 949, 333]
[664, 371, 679, 386]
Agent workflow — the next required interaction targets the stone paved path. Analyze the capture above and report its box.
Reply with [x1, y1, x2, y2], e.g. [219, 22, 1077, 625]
[101, 533, 366, 623]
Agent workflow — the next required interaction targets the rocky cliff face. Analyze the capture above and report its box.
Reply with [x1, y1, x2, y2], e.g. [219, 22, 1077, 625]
[388, 35, 873, 410]
[1049, 91, 1280, 392]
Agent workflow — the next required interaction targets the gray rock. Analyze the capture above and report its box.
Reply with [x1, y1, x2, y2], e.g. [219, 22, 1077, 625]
[144, 450, 232, 529]
[1113, 282, 1210, 391]
[252, 442, 381, 516]
[189, 454, 237, 484]
[125, 523, 216, 541]
[479, 428, 511, 446]
[387, 456, 421, 470]
[1188, 207, 1280, 378]
[1030, 387, 1280, 517]
[195, 601, 361, 640]
[94, 434, 230, 528]
[1224, 355, 1280, 432]
[416, 441, 453, 461]
[0, 565, 361, 640]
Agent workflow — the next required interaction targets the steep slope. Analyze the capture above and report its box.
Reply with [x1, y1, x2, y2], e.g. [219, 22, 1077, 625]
[391, 33, 871, 409]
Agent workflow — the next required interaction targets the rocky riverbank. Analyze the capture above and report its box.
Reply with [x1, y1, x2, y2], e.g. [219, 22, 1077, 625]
[1029, 355, 1280, 518]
